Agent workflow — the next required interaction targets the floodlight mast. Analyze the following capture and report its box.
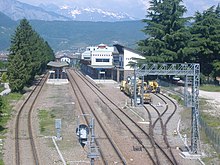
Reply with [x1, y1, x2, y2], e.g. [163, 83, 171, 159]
[133, 63, 200, 154]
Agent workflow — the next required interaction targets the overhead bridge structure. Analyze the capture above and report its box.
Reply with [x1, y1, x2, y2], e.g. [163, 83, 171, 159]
[133, 63, 200, 154]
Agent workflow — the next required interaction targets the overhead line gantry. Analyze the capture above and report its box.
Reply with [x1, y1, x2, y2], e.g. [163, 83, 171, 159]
[133, 63, 200, 154]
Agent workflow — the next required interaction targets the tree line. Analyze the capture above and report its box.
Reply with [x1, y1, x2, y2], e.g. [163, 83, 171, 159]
[138, 0, 220, 83]
[8, 19, 55, 92]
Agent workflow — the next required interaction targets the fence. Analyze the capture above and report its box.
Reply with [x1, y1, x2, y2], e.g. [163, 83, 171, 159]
[160, 80, 220, 153]
[200, 117, 220, 153]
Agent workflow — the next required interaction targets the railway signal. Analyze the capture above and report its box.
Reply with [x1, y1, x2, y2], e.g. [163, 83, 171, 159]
[76, 114, 99, 165]
[76, 124, 89, 147]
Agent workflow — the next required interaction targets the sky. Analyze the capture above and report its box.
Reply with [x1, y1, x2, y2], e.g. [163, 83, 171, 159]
[18, 0, 220, 19]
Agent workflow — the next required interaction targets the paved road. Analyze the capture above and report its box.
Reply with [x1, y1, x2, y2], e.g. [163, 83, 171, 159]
[199, 90, 220, 104]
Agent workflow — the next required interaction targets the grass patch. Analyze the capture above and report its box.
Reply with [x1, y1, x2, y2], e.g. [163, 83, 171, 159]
[201, 131, 220, 165]
[0, 92, 22, 165]
[5, 93, 22, 101]
[38, 109, 56, 135]
[199, 100, 220, 163]
[166, 90, 220, 162]
[199, 98, 210, 110]
[200, 85, 220, 92]
[0, 85, 4, 93]
[0, 93, 22, 134]
[201, 113, 220, 132]
[200, 98, 220, 133]
[167, 93, 184, 105]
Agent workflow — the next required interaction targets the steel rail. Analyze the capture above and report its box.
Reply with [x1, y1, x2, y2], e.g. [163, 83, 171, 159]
[145, 92, 178, 165]
[74, 69, 157, 164]
[15, 73, 48, 165]
[67, 69, 127, 165]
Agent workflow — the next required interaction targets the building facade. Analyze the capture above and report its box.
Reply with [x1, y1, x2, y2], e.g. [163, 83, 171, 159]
[113, 44, 145, 81]
[91, 44, 114, 66]
[81, 46, 95, 60]
[80, 44, 145, 82]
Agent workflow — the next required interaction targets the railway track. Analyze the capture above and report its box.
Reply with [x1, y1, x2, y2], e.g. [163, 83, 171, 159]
[15, 74, 48, 165]
[67, 69, 127, 164]
[68, 69, 179, 164]
[144, 93, 178, 165]
[9, 69, 184, 165]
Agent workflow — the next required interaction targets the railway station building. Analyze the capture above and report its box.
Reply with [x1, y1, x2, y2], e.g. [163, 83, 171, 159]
[47, 61, 69, 84]
[55, 51, 81, 67]
[80, 44, 115, 79]
[80, 43, 145, 82]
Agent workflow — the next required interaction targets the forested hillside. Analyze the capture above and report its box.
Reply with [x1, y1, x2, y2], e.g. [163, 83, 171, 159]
[0, 12, 145, 51]
[0, 12, 17, 50]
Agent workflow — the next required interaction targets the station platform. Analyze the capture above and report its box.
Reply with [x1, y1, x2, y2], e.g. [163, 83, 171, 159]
[86, 75, 118, 84]
[46, 79, 69, 85]
[93, 79, 118, 84]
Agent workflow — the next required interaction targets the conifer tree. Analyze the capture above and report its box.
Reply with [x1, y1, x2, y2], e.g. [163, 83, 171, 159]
[8, 18, 54, 92]
[185, 5, 220, 80]
[138, 0, 190, 63]
[8, 19, 34, 91]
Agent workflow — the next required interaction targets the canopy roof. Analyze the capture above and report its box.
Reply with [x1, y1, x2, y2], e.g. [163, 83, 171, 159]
[89, 65, 114, 69]
[47, 61, 69, 68]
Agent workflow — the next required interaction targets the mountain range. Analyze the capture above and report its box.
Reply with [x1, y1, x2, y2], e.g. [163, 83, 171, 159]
[0, 11, 145, 51]
[0, 0, 136, 21]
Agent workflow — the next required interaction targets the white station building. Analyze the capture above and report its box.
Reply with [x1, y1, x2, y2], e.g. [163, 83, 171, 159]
[80, 43, 145, 82]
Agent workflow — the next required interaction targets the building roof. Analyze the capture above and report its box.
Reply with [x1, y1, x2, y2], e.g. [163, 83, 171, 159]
[59, 55, 79, 59]
[47, 61, 69, 68]
[89, 65, 114, 69]
[113, 44, 144, 56]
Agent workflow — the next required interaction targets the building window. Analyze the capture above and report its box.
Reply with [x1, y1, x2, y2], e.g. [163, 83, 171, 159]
[103, 59, 109, 62]
[96, 59, 110, 62]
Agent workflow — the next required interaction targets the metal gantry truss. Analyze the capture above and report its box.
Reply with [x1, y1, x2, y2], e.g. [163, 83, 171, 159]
[134, 63, 200, 154]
